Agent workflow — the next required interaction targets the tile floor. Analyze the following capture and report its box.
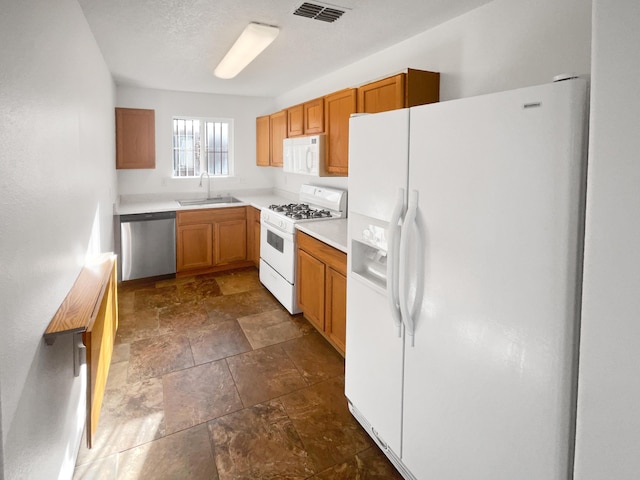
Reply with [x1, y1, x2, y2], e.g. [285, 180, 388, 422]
[73, 267, 402, 479]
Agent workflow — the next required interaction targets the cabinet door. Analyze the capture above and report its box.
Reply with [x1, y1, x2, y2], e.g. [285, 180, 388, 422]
[357, 74, 405, 114]
[246, 207, 260, 266]
[269, 110, 287, 167]
[324, 88, 356, 176]
[405, 68, 440, 108]
[297, 249, 326, 331]
[177, 224, 213, 271]
[215, 219, 247, 265]
[325, 267, 347, 355]
[256, 115, 270, 166]
[287, 104, 304, 137]
[252, 219, 261, 267]
[115, 108, 156, 169]
[304, 97, 324, 134]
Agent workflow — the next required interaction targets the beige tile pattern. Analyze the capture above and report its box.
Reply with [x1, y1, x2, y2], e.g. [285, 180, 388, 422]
[75, 268, 400, 479]
[209, 400, 315, 479]
[281, 332, 345, 385]
[188, 320, 252, 365]
[237, 308, 305, 349]
[214, 267, 263, 295]
[226, 344, 308, 407]
[311, 447, 404, 479]
[116, 308, 159, 343]
[158, 302, 211, 334]
[163, 360, 243, 434]
[280, 376, 374, 472]
[76, 377, 165, 465]
[127, 333, 194, 382]
[117, 425, 218, 480]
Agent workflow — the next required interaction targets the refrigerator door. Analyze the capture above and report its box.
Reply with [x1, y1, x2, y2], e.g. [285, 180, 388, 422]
[345, 109, 409, 457]
[401, 80, 587, 479]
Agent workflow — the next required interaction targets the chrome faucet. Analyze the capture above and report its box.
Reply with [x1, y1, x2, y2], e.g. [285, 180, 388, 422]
[199, 172, 212, 198]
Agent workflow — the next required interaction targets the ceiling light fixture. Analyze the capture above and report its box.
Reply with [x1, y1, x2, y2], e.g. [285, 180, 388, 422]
[214, 23, 280, 79]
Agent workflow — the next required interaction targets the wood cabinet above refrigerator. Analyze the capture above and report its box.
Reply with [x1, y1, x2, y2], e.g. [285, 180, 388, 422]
[357, 69, 440, 114]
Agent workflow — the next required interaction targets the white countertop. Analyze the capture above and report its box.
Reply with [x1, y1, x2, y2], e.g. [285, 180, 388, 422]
[115, 189, 349, 252]
[296, 219, 348, 253]
[115, 189, 297, 215]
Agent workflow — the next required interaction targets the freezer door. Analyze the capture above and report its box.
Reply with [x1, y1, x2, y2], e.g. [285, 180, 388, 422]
[345, 275, 404, 455]
[401, 80, 587, 479]
[345, 108, 410, 457]
[347, 109, 409, 222]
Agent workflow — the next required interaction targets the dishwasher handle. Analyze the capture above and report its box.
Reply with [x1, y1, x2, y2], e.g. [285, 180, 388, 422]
[120, 211, 176, 222]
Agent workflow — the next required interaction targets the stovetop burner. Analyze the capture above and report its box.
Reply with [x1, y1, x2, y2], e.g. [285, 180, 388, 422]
[268, 203, 333, 220]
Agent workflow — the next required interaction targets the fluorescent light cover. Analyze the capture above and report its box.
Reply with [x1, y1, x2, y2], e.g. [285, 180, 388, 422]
[214, 23, 279, 79]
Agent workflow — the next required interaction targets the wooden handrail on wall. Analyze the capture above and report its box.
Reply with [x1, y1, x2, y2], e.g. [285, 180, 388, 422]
[43, 252, 118, 448]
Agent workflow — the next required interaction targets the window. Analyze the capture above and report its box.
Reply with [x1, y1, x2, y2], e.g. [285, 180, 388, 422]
[172, 117, 233, 177]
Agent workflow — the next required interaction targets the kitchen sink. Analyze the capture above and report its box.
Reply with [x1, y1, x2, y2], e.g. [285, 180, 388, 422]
[178, 196, 243, 206]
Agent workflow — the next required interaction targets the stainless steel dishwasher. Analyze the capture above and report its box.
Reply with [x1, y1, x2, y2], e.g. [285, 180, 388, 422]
[120, 211, 176, 281]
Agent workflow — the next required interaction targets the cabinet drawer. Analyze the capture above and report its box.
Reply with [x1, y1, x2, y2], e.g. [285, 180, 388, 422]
[177, 207, 246, 226]
[297, 231, 347, 275]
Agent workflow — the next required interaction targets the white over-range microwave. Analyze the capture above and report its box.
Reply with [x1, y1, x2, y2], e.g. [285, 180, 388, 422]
[283, 134, 329, 176]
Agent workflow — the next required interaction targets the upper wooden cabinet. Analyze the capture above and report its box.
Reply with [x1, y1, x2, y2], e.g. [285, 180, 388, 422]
[256, 69, 439, 170]
[357, 69, 440, 114]
[256, 115, 271, 166]
[304, 97, 324, 134]
[115, 108, 156, 169]
[324, 88, 356, 176]
[287, 97, 324, 137]
[269, 110, 287, 167]
[287, 104, 304, 137]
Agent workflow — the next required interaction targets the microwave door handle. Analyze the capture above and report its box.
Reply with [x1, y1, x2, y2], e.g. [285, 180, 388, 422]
[306, 147, 313, 172]
[387, 188, 405, 337]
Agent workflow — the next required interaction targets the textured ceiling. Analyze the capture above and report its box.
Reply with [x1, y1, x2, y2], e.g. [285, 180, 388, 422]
[78, 0, 492, 97]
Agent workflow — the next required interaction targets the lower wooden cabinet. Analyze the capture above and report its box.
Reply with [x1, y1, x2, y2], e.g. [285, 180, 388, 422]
[176, 207, 250, 274]
[296, 231, 347, 355]
[247, 206, 261, 267]
[325, 266, 347, 353]
[297, 249, 326, 330]
[216, 219, 246, 264]
[177, 223, 213, 270]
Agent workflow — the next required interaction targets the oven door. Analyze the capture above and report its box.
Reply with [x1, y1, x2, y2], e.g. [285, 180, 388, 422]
[260, 221, 296, 284]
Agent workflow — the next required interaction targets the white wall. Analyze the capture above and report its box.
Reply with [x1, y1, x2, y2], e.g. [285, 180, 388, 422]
[0, 0, 117, 478]
[116, 87, 276, 197]
[574, 1, 640, 478]
[272, 0, 592, 195]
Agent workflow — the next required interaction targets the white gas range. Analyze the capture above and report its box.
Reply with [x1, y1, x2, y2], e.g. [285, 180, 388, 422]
[259, 184, 347, 314]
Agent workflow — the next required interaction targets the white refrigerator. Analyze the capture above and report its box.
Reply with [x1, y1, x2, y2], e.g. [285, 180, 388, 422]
[345, 79, 588, 480]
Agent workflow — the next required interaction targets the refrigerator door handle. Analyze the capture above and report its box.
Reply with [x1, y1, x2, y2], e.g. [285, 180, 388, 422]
[399, 189, 423, 346]
[386, 188, 405, 337]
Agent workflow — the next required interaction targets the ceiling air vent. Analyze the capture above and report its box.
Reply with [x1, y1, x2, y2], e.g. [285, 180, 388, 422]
[293, 2, 346, 23]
